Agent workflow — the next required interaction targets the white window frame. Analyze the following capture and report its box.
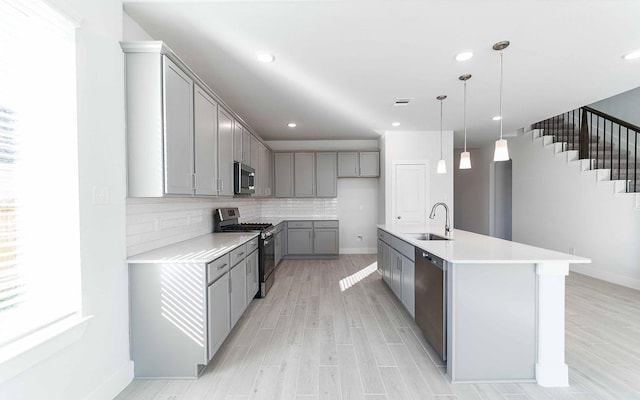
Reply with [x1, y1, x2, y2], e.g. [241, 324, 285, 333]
[0, 0, 91, 384]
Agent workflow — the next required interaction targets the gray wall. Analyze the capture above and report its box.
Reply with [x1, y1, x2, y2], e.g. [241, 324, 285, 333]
[589, 86, 640, 127]
[453, 145, 494, 235]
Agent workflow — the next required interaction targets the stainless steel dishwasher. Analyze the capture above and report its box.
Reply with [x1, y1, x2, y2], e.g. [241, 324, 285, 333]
[415, 248, 446, 361]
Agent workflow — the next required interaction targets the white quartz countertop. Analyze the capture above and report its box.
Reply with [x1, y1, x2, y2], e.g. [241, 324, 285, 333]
[127, 232, 259, 264]
[378, 224, 591, 264]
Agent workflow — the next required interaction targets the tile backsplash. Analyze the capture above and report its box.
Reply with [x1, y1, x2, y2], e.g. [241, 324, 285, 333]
[126, 197, 337, 256]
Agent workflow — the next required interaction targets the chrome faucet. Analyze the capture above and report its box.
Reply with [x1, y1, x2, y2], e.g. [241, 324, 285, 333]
[429, 202, 451, 236]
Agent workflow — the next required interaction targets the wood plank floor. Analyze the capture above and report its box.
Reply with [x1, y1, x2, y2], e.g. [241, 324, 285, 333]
[115, 255, 640, 400]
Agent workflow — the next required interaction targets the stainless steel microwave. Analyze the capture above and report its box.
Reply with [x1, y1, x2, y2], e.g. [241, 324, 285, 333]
[234, 162, 255, 194]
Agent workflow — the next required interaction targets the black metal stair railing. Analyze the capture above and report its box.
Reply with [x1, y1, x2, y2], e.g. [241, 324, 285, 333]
[533, 106, 639, 193]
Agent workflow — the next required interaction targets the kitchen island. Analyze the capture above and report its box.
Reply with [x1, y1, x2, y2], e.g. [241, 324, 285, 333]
[377, 224, 590, 387]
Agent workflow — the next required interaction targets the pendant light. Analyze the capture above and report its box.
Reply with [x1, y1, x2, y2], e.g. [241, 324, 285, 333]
[436, 95, 447, 174]
[493, 40, 510, 162]
[459, 74, 472, 169]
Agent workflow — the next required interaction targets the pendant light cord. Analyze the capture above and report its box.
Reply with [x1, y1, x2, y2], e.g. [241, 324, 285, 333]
[440, 99, 443, 158]
[499, 51, 503, 140]
[463, 80, 467, 152]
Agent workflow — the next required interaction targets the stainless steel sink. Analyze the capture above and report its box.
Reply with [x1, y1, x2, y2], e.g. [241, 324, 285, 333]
[405, 233, 450, 241]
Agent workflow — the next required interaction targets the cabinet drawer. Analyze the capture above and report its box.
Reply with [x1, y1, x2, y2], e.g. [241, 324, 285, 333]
[378, 229, 391, 244]
[247, 237, 259, 253]
[313, 220, 338, 228]
[391, 236, 415, 261]
[288, 221, 313, 229]
[230, 244, 247, 266]
[207, 253, 230, 284]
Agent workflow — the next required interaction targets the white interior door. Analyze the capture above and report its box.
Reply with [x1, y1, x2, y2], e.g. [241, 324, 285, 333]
[392, 162, 429, 225]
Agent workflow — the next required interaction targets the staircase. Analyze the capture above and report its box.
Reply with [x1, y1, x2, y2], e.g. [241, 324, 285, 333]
[532, 106, 639, 193]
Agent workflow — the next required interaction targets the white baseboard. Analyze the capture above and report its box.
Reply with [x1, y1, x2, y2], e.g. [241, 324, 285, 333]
[570, 264, 640, 291]
[339, 247, 376, 255]
[83, 360, 134, 400]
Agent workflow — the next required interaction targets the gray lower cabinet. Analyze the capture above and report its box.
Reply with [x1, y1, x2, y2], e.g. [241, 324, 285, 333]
[207, 271, 230, 361]
[128, 236, 258, 378]
[390, 248, 402, 298]
[246, 249, 259, 303]
[377, 229, 415, 318]
[400, 255, 415, 317]
[230, 258, 247, 327]
[274, 224, 284, 267]
[285, 220, 339, 257]
[274, 153, 294, 197]
[287, 227, 313, 255]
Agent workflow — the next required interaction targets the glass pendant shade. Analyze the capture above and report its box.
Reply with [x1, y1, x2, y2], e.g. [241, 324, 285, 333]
[459, 151, 471, 169]
[493, 139, 510, 161]
[437, 159, 447, 174]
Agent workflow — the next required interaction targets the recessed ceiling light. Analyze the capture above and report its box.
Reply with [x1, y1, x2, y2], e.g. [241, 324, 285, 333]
[455, 51, 474, 61]
[257, 52, 275, 63]
[623, 50, 640, 60]
[492, 115, 502, 121]
[287, 122, 296, 128]
[391, 122, 401, 127]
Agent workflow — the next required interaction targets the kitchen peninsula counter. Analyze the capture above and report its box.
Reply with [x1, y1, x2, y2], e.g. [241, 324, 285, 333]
[377, 223, 590, 388]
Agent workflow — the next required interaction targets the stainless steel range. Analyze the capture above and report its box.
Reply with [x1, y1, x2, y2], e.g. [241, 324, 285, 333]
[214, 208, 276, 298]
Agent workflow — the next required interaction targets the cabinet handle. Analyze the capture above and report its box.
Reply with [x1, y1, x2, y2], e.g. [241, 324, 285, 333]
[217, 263, 227, 270]
[238, 252, 244, 257]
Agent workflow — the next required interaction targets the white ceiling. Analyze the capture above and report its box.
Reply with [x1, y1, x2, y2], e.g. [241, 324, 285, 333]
[123, 0, 640, 147]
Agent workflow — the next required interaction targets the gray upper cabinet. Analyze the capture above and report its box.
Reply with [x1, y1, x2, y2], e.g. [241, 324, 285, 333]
[217, 109, 234, 196]
[274, 151, 337, 198]
[163, 57, 194, 195]
[259, 144, 272, 197]
[193, 84, 218, 196]
[359, 151, 380, 177]
[233, 122, 242, 163]
[294, 152, 316, 197]
[274, 152, 294, 197]
[250, 135, 260, 170]
[122, 42, 267, 198]
[337, 152, 359, 177]
[316, 152, 337, 197]
[233, 123, 251, 165]
[337, 151, 380, 178]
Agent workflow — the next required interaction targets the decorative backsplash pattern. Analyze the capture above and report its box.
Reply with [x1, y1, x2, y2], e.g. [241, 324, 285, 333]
[126, 197, 337, 256]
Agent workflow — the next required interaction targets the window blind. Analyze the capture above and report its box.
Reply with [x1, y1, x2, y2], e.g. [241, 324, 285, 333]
[0, 0, 80, 347]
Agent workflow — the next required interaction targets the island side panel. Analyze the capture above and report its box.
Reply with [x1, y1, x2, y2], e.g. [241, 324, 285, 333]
[535, 262, 569, 387]
[129, 262, 208, 378]
[448, 262, 536, 383]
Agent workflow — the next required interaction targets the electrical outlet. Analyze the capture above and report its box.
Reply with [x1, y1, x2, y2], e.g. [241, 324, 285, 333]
[92, 186, 110, 205]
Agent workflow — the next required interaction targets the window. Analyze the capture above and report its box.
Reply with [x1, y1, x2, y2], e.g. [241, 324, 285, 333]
[0, 0, 81, 347]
